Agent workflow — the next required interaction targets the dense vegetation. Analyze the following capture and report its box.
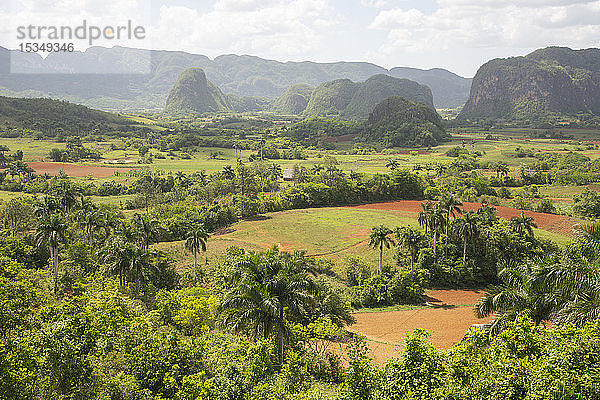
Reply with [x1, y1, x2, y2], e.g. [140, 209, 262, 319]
[0, 96, 145, 137]
[360, 96, 450, 147]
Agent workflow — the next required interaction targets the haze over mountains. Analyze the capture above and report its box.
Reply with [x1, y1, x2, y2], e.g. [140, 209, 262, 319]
[0, 46, 471, 111]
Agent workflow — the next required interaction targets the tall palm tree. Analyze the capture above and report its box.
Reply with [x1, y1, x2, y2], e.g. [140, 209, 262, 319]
[369, 225, 395, 272]
[220, 249, 315, 362]
[456, 211, 480, 263]
[541, 222, 600, 326]
[440, 194, 462, 253]
[35, 213, 67, 289]
[431, 203, 446, 259]
[475, 257, 557, 335]
[270, 163, 282, 180]
[511, 211, 537, 238]
[132, 213, 161, 250]
[104, 238, 130, 286]
[54, 180, 78, 214]
[396, 226, 422, 282]
[418, 201, 433, 235]
[185, 225, 209, 269]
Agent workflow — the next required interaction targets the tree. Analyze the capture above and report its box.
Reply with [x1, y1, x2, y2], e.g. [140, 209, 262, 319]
[132, 213, 161, 250]
[440, 194, 462, 252]
[369, 225, 395, 272]
[386, 159, 399, 170]
[35, 213, 67, 289]
[269, 163, 282, 180]
[511, 211, 537, 238]
[395, 226, 423, 282]
[430, 203, 445, 259]
[220, 248, 316, 362]
[418, 201, 433, 235]
[184, 225, 209, 270]
[222, 165, 235, 180]
[455, 211, 480, 263]
[475, 257, 557, 335]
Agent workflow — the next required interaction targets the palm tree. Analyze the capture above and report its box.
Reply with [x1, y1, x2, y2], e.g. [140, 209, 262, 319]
[222, 165, 236, 180]
[185, 225, 209, 269]
[54, 180, 78, 214]
[540, 222, 600, 326]
[396, 226, 422, 282]
[511, 211, 537, 238]
[269, 163, 282, 181]
[220, 249, 315, 362]
[418, 201, 434, 235]
[132, 213, 161, 250]
[35, 213, 67, 290]
[475, 257, 557, 335]
[431, 203, 446, 259]
[369, 225, 395, 272]
[456, 211, 480, 263]
[104, 238, 130, 286]
[386, 159, 399, 170]
[440, 194, 462, 253]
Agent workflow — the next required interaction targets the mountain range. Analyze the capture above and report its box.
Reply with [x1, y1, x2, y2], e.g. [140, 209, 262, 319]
[165, 68, 435, 120]
[0, 46, 471, 111]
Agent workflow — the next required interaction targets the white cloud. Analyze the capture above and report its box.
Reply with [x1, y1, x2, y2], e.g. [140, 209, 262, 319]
[149, 0, 336, 59]
[369, 1, 600, 58]
[360, 0, 387, 8]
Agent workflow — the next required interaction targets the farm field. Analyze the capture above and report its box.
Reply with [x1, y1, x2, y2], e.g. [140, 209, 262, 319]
[156, 200, 575, 271]
[348, 289, 490, 364]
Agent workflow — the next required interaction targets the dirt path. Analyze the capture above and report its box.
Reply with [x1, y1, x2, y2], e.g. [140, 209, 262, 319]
[348, 200, 579, 236]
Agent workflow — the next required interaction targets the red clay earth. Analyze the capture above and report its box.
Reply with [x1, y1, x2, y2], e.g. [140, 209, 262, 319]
[347, 289, 490, 365]
[29, 162, 132, 178]
[349, 200, 579, 236]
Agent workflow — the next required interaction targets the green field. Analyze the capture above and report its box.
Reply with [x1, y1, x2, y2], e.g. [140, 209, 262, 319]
[156, 205, 572, 272]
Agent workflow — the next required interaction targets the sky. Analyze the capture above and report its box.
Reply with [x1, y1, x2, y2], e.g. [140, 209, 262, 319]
[2, 0, 600, 77]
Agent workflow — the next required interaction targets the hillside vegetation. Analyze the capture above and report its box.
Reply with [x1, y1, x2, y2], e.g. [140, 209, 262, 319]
[460, 46, 600, 121]
[0, 96, 142, 137]
[165, 68, 231, 115]
[360, 96, 449, 147]
[303, 75, 434, 120]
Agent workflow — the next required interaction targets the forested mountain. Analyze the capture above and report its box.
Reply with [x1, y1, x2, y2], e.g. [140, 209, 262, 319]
[460, 46, 600, 121]
[165, 68, 231, 114]
[303, 75, 434, 120]
[0, 46, 469, 110]
[360, 96, 450, 147]
[270, 84, 314, 115]
[0, 96, 141, 137]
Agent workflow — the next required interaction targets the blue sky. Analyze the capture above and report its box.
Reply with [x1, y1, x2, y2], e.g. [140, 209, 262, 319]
[3, 0, 600, 77]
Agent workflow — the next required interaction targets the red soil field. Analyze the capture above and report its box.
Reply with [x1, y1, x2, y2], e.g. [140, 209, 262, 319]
[349, 200, 579, 236]
[29, 162, 132, 178]
[347, 289, 490, 365]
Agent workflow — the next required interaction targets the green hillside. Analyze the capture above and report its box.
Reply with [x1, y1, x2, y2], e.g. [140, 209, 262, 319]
[0, 96, 139, 137]
[343, 74, 434, 120]
[302, 75, 433, 120]
[270, 84, 314, 115]
[360, 96, 450, 147]
[302, 79, 360, 118]
[164, 68, 231, 115]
